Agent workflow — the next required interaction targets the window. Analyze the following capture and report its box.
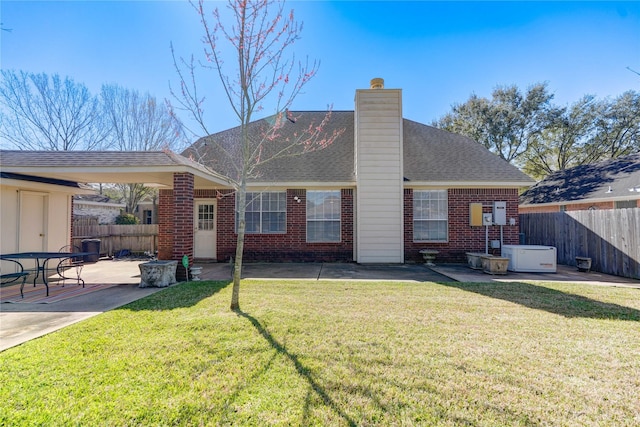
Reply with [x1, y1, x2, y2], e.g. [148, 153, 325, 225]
[413, 190, 448, 242]
[307, 190, 341, 242]
[615, 200, 637, 209]
[236, 192, 286, 234]
[198, 205, 215, 230]
[143, 209, 153, 225]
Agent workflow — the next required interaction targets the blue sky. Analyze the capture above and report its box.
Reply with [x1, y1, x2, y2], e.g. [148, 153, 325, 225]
[1, 1, 639, 136]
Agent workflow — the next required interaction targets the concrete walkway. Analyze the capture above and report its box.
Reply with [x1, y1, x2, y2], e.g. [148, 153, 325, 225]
[2, 259, 638, 352]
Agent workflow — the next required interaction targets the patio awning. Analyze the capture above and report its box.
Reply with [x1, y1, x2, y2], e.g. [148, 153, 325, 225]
[0, 150, 232, 189]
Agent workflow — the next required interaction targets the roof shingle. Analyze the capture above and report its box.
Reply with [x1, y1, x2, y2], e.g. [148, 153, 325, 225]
[185, 111, 533, 185]
[520, 154, 640, 205]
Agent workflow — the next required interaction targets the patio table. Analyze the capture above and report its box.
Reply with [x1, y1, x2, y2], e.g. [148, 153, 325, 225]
[0, 252, 97, 296]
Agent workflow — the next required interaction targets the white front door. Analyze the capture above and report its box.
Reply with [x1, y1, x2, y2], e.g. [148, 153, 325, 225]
[19, 191, 47, 252]
[194, 200, 217, 260]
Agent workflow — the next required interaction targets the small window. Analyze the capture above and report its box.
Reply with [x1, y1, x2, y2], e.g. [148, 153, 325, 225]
[413, 190, 448, 242]
[143, 209, 153, 225]
[236, 192, 286, 234]
[615, 200, 637, 209]
[307, 190, 341, 242]
[198, 205, 215, 230]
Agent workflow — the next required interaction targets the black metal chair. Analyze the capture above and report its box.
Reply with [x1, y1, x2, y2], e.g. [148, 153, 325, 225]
[1, 258, 30, 298]
[57, 245, 85, 288]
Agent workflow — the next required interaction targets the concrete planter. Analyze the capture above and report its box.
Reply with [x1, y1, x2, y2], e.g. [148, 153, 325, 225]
[419, 249, 439, 266]
[139, 260, 177, 288]
[466, 252, 491, 270]
[189, 266, 203, 281]
[481, 256, 509, 275]
[576, 257, 592, 273]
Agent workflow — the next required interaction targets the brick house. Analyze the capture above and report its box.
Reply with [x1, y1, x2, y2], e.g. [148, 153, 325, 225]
[1, 80, 533, 270]
[519, 154, 640, 213]
[170, 80, 533, 264]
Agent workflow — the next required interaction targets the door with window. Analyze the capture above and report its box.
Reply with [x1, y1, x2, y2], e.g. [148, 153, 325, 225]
[194, 200, 217, 260]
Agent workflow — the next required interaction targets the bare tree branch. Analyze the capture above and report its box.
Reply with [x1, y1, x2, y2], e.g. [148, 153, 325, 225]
[0, 70, 109, 150]
[171, 0, 342, 310]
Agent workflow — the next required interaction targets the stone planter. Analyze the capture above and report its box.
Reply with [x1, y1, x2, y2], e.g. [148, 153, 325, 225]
[139, 260, 177, 288]
[190, 266, 203, 281]
[575, 257, 592, 273]
[481, 256, 509, 275]
[419, 249, 439, 266]
[466, 252, 491, 270]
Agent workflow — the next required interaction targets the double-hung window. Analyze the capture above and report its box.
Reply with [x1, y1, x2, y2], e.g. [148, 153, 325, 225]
[413, 190, 448, 242]
[237, 191, 286, 233]
[307, 190, 341, 242]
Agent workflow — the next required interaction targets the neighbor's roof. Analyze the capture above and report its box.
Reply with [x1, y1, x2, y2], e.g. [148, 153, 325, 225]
[0, 150, 229, 188]
[186, 111, 534, 187]
[519, 153, 640, 206]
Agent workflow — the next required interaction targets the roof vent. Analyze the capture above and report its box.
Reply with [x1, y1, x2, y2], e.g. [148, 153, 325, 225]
[370, 78, 384, 89]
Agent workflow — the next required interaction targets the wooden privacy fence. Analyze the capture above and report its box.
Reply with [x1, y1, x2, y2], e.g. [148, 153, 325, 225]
[72, 224, 158, 257]
[519, 208, 640, 279]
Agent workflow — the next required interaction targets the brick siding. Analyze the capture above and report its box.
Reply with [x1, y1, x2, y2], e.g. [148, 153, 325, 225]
[164, 185, 522, 264]
[158, 173, 194, 280]
[201, 188, 354, 262]
[404, 188, 521, 263]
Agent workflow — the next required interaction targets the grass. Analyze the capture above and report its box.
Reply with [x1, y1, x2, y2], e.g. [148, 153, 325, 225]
[1, 279, 639, 426]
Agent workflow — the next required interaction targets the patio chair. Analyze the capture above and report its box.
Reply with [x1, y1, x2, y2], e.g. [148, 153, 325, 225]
[57, 245, 85, 288]
[1, 258, 30, 298]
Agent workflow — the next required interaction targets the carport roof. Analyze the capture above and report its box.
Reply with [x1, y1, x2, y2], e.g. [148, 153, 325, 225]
[0, 150, 230, 188]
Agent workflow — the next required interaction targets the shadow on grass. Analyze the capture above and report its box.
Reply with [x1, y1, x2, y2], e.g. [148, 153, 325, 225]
[438, 281, 640, 320]
[236, 309, 358, 427]
[120, 281, 232, 311]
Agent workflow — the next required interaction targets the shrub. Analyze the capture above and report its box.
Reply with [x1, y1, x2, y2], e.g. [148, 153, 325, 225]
[115, 213, 139, 225]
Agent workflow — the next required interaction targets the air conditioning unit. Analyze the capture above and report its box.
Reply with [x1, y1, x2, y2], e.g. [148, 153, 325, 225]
[501, 245, 557, 273]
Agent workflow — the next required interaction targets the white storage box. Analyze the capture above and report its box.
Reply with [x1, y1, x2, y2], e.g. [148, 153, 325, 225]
[501, 245, 557, 273]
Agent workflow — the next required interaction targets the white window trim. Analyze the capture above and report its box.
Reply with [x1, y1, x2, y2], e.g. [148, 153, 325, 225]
[236, 191, 287, 234]
[413, 189, 448, 243]
[306, 190, 341, 243]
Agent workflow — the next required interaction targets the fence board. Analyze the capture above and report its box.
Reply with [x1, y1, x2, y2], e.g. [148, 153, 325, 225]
[72, 222, 158, 257]
[520, 208, 640, 280]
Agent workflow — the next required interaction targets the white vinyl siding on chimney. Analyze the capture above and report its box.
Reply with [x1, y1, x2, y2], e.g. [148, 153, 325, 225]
[355, 88, 404, 263]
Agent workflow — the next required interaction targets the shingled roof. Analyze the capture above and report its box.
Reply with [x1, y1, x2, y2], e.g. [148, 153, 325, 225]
[0, 150, 228, 188]
[519, 153, 640, 206]
[186, 111, 533, 186]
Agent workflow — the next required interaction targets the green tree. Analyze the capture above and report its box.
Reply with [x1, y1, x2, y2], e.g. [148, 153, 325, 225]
[172, 0, 342, 310]
[522, 95, 601, 179]
[590, 91, 640, 158]
[434, 83, 557, 166]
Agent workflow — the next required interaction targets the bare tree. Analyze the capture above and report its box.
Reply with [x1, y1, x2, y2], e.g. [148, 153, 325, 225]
[172, 0, 342, 310]
[101, 84, 187, 214]
[0, 70, 108, 150]
[101, 84, 186, 152]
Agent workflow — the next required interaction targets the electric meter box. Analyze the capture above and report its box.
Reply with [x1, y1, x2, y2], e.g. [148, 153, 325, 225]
[493, 201, 507, 226]
[482, 213, 493, 226]
[469, 203, 483, 226]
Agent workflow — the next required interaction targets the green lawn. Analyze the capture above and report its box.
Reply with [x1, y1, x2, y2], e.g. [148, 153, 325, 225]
[1, 279, 639, 426]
